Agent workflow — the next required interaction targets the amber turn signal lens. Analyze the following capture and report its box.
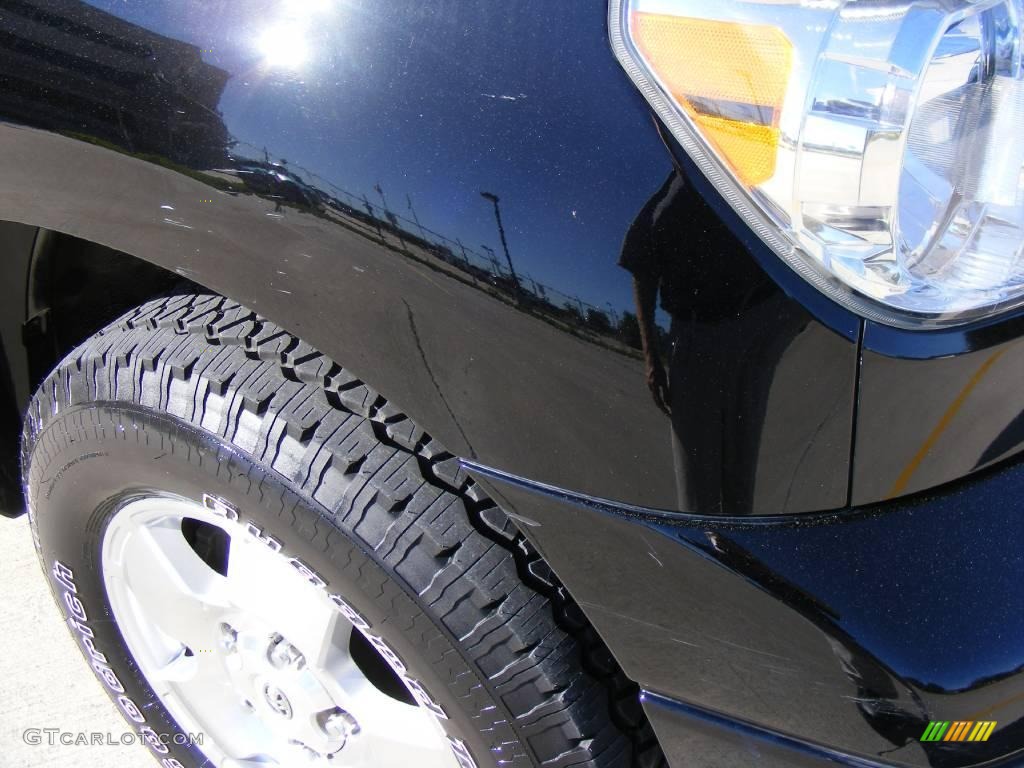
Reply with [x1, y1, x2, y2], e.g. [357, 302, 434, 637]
[629, 12, 792, 185]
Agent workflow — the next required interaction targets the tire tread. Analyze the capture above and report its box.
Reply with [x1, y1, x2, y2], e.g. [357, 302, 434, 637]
[22, 293, 665, 768]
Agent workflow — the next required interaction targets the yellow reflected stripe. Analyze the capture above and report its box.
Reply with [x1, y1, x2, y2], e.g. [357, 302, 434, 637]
[965, 690, 1024, 721]
[887, 349, 1006, 498]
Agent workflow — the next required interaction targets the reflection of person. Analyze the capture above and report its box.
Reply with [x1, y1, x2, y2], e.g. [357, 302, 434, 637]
[619, 173, 679, 415]
[618, 169, 784, 514]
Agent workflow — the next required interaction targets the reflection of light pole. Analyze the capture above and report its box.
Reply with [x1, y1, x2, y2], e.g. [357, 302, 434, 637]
[480, 192, 522, 299]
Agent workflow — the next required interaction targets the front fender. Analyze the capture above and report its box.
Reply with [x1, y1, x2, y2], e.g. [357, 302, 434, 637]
[0, 0, 857, 517]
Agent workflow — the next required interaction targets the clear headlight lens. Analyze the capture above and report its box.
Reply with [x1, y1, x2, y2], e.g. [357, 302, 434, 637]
[611, 0, 1024, 327]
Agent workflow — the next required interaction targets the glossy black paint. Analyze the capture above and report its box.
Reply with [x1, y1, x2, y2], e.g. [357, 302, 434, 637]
[469, 457, 1024, 768]
[0, 0, 859, 516]
[642, 691, 901, 768]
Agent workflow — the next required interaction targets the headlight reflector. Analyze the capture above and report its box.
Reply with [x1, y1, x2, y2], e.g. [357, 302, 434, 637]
[612, 0, 1024, 327]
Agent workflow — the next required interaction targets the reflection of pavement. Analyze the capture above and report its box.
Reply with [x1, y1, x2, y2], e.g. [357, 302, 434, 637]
[538, 498, 1024, 765]
[855, 346, 1024, 502]
[0, 123, 677, 509]
[0, 515, 151, 768]
[533, 506, 911, 763]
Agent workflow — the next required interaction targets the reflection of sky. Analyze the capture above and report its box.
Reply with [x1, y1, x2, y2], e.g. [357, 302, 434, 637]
[85, 0, 672, 314]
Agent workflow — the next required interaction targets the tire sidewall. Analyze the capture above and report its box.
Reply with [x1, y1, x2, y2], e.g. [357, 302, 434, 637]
[27, 402, 489, 768]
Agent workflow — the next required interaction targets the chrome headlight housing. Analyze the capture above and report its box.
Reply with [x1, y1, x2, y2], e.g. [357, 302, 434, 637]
[611, 0, 1024, 327]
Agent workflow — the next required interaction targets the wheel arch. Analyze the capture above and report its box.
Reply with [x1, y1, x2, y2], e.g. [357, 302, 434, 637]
[0, 210, 472, 478]
[0, 221, 232, 514]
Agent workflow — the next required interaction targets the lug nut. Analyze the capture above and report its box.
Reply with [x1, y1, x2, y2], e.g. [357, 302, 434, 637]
[319, 707, 360, 742]
[267, 633, 305, 670]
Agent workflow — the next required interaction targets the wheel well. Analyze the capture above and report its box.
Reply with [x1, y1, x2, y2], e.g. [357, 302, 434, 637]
[0, 224, 194, 515]
[23, 229, 193, 398]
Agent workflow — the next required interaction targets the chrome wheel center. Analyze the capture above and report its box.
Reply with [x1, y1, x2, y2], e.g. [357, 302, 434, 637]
[101, 495, 458, 767]
[262, 683, 293, 720]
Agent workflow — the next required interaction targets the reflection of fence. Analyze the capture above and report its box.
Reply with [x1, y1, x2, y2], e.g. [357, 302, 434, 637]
[231, 141, 640, 351]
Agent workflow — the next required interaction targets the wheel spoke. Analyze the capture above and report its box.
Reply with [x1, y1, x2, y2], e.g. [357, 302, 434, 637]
[223, 536, 342, 668]
[149, 644, 194, 683]
[345, 696, 454, 768]
[162, 687, 275, 763]
[121, 516, 230, 649]
[149, 635, 227, 684]
[102, 496, 460, 768]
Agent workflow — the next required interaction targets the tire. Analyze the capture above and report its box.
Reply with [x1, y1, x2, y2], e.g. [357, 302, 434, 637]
[21, 293, 664, 768]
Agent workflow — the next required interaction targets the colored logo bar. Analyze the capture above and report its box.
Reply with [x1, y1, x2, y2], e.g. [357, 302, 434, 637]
[921, 721, 997, 742]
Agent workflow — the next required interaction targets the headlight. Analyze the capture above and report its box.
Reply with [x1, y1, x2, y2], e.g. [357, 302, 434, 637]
[611, 0, 1024, 327]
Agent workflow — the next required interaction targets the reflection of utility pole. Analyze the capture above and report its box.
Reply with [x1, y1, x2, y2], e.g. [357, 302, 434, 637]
[407, 194, 428, 243]
[455, 238, 470, 269]
[375, 182, 405, 251]
[456, 238, 476, 285]
[480, 245, 500, 278]
[606, 302, 618, 327]
[480, 192, 522, 300]
[362, 194, 384, 242]
[374, 182, 390, 214]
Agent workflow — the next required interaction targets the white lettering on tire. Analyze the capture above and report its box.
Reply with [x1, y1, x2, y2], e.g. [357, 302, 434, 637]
[51, 560, 192, 763]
